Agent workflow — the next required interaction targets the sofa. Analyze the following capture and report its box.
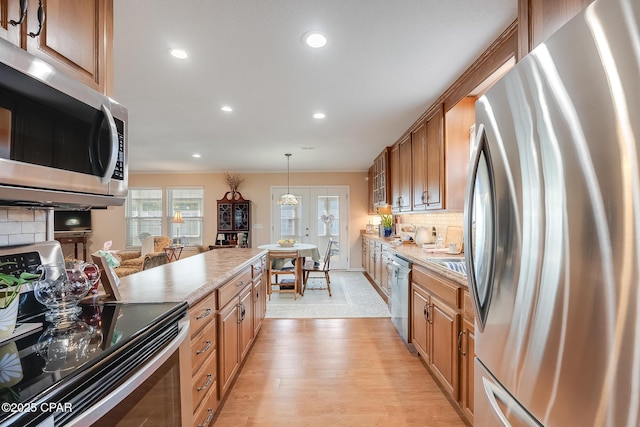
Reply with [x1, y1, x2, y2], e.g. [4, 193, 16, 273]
[113, 235, 172, 278]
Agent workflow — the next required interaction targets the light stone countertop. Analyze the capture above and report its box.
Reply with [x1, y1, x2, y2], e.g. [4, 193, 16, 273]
[113, 248, 267, 306]
[361, 233, 468, 287]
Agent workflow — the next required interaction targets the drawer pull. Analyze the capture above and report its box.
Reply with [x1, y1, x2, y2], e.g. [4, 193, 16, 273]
[197, 373, 213, 392]
[198, 408, 214, 427]
[196, 308, 212, 320]
[196, 340, 212, 355]
[236, 280, 246, 287]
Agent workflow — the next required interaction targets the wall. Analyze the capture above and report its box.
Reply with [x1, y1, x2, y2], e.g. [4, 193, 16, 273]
[91, 171, 370, 269]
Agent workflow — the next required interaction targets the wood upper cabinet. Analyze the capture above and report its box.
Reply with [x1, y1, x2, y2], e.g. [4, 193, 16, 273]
[368, 165, 375, 214]
[5, 0, 113, 95]
[412, 104, 444, 210]
[518, 0, 594, 59]
[372, 148, 390, 207]
[445, 97, 475, 211]
[390, 144, 400, 211]
[391, 134, 411, 212]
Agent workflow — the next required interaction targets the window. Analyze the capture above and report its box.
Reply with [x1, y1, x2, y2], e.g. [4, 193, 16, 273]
[126, 188, 163, 247]
[167, 187, 204, 245]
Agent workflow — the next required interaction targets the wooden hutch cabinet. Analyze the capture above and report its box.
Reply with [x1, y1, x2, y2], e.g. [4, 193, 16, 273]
[216, 192, 251, 247]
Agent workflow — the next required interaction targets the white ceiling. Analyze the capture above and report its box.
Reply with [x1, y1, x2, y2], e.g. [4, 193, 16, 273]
[114, 0, 517, 174]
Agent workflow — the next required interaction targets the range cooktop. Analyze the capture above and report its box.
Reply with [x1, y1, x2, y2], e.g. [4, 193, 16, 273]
[0, 300, 187, 426]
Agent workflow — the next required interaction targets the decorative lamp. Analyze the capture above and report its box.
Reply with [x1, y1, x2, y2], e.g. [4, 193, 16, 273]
[172, 211, 185, 243]
[277, 153, 299, 206]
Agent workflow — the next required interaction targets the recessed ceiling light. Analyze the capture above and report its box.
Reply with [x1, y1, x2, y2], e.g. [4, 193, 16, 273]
[221, 106, 233, 112]
[192, 154, 201, 158]
[170, 49, 188, 59]
[304, 32, 327, 48]
[313, 113, 326, 119]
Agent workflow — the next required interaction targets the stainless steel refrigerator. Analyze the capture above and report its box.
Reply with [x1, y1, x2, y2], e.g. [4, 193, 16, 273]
[464, 0, 640, 425]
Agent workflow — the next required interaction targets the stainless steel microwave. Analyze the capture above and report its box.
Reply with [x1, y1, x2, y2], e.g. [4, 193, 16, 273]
[0, 38, 127, 208]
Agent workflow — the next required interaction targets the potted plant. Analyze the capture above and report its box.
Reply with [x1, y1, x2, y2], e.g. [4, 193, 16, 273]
[0, 263, 39, 339]
[380, 213, 394, 237]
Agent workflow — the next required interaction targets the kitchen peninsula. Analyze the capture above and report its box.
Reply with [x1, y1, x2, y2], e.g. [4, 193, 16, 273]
[114, 248, 267, 425]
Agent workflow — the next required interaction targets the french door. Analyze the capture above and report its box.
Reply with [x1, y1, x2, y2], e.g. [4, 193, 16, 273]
[271, 186, 349, 269]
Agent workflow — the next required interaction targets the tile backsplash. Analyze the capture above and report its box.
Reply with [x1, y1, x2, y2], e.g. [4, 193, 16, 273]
[397, 211, 463, 238]
[0, 208, 48, 246]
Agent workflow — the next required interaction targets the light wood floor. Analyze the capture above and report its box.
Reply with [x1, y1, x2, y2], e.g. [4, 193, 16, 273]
[213, 318, 468, 427]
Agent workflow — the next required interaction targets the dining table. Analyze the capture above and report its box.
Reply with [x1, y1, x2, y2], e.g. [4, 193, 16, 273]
[257, 243, 320, 262]
[258, 243, 321, 295]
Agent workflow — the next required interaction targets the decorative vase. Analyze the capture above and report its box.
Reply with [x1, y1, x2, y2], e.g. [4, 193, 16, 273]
[384, 227, 393, 237]
[0, 296, 18, 340]
[33, 263, 92, 322]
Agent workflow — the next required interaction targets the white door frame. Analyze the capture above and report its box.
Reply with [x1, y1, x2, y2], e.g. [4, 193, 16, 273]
[270, 185, 349, 269]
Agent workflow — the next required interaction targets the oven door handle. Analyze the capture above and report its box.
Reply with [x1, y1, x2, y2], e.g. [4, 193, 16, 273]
[98, 103, 120, 185]
[66, 318, 190, 426]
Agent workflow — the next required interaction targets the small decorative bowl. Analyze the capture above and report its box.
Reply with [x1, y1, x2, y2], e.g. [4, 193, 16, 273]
[277, 240, 296, 247]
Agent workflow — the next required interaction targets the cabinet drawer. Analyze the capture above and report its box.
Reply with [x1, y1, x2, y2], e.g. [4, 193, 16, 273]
[192, 349, 217, 412]
[193, 373, 218, 427]
[218, 267, 252, 309]
[190, 292, 217, 337]
[191, 317, 216, 375]
[252, 257, 264, 279]
[412, 265, 460, 308]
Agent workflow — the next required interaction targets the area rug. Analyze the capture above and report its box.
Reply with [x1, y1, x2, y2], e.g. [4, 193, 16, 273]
[265, 271, 390, 319]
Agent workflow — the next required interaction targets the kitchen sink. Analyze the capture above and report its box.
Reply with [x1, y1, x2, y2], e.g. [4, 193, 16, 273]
[433, 258, 467, 276]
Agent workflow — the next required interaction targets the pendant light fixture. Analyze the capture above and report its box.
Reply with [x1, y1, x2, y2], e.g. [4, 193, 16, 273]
[278, 153, 299, 206]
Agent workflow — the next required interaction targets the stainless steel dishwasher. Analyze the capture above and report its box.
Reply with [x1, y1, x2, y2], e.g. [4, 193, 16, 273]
[390, 253, 411, 342]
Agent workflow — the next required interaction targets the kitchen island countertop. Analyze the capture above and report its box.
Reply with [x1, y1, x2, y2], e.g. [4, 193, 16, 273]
[112, 248, 267, 305]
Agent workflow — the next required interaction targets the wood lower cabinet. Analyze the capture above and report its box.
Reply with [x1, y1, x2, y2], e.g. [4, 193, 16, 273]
[217, 265, 254, 400]
[411, 264, 464, 413]
[459, 316, 475, 422]
[253, 256, 266, 338]
[411, 283, 430, 361]
[189, 257, 264, 423]
[459, 289, 475, 423]
[189, 292, 219, 424]
[5, 0, 113, 95]
[429, 295, 459, 396]
[362, 236, 390, 303]
[218, 295, 241, 400]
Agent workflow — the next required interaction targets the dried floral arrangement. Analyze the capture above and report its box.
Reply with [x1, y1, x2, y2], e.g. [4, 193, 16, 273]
[224, 172, 245, 194]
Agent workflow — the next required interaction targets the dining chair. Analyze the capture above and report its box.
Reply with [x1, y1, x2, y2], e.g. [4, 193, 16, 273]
[302, 239, 336, 296]
[267, 250, 302, 300]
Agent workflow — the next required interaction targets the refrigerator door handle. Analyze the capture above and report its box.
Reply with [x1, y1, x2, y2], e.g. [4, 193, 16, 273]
[482, 376, 542, 427]
[464, 123, 496, 331]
